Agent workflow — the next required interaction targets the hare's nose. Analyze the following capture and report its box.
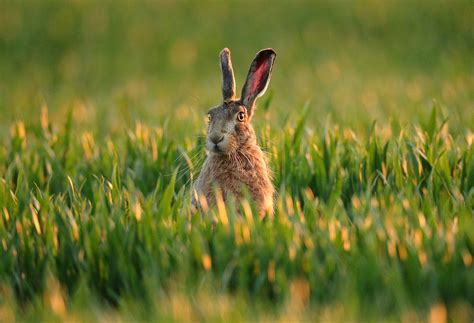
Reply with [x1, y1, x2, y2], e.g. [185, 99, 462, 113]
[210, 135, 224, 144]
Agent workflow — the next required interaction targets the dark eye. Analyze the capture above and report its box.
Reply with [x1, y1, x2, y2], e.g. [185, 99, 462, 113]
[207, 114, 212, 122]
[237, 111, 245, 122]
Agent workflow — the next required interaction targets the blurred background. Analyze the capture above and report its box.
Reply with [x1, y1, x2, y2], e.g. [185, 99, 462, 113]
[0, 0, 472, 136]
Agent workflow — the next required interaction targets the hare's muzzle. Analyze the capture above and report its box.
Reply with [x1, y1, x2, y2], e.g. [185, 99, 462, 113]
[210, 135, 224, 145]
[206, 133, 227, 154]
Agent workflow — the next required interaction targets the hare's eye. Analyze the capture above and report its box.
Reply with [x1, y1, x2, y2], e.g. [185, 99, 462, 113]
[207, 114, 212, 122]
[237, 111, 245, 122]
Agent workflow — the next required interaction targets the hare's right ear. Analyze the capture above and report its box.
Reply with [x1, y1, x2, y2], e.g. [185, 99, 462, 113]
[220, 48, 236, 102]
[240, 49, 276, 116]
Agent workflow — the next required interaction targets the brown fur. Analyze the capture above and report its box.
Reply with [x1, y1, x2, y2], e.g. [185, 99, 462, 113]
[192, 48, 276, 216]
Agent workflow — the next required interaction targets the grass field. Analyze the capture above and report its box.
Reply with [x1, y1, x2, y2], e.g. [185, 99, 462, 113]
[0, 1, 473, 322]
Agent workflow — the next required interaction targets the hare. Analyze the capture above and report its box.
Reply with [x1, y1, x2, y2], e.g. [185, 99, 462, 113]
[192, 48, 276, 216]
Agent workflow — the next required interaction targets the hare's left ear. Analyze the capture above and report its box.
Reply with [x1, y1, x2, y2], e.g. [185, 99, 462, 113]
[241, 48, 276, 116]
[220, 48, 236, 102]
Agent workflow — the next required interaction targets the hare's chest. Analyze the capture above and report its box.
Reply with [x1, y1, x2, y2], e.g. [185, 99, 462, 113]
[211, 164, 247, 193]
[213, 156, 268, 191]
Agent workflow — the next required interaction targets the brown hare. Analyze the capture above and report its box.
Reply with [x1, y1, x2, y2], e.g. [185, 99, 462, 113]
[192, 48, 276, 216]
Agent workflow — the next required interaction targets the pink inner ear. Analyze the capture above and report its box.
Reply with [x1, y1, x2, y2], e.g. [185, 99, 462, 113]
[250, 60, 269, 95]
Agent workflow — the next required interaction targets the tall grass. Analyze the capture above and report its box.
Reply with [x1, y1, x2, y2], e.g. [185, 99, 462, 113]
[0, 104, 472, 321]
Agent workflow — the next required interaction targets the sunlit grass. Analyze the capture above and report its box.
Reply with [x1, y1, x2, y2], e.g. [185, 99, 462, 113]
[0, 103, 472, 321]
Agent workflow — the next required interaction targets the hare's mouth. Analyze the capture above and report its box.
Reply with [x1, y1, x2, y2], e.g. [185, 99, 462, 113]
[206, 136, 229, 154]
[212, 145, 223, 153]
[206, 142, 224, 154]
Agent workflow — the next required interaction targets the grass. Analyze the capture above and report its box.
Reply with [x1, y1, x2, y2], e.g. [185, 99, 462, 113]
[0, 1, 473, 321]
[1, 105, 473, 321]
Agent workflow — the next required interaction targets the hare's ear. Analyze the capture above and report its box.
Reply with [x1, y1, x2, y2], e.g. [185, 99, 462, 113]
[241, 48, 276, 116]
[220, 48, 236, 102]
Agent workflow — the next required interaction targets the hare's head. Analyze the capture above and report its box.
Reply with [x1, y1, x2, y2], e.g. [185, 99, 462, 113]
[205, 48, 276, 155]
